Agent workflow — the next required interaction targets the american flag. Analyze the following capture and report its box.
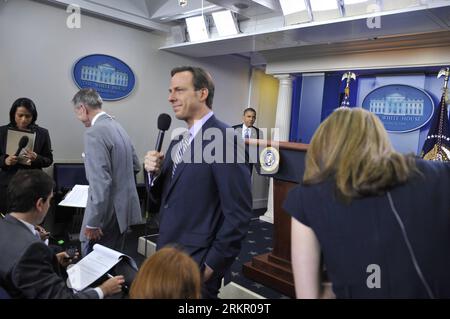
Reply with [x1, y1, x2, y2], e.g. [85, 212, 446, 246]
[421, 67, 450, 162]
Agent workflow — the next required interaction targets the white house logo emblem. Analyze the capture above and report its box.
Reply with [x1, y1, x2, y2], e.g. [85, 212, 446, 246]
[81, 64, 129, 87]
[369, 93, 424, 116]
[260, 146, 280, 173]
[362, 85, 434, 132]
[73, 54, 135, 101]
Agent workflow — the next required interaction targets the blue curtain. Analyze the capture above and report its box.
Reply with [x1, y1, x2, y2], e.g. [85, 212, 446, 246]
[289, 75, 302, 142]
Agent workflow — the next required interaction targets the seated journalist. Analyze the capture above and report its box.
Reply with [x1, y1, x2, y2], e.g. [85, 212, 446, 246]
[0, 170, 124, 298]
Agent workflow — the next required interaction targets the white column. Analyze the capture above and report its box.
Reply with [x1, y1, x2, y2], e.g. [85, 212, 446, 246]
[260, 74, 293, 224]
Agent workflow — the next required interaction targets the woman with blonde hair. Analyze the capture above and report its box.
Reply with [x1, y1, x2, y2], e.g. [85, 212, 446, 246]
[129, 246, 201, 299]
[284, 107, 450, 299]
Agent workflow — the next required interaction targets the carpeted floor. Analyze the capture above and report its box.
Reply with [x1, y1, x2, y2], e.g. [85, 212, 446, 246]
[50, 208, 289, 299]
[229, 218, 289, 299]
[121, 211, 290, 299]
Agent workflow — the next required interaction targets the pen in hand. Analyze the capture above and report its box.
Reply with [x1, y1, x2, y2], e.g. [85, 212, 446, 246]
[107, 273, 128, 291]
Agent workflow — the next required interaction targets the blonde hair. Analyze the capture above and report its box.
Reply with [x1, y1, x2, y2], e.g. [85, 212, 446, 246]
[303, 107, 415, 200]
[129, 246, 201, 299]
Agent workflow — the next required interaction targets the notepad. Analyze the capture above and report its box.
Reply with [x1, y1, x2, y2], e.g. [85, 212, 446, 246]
[67, 244, 137, 291]
[58, 184, 89, 208]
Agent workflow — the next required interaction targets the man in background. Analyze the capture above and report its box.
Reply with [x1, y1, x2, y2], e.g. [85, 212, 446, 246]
[72, 88, 142, 257]
[232, 107, 262, 140]
[232, 107, 263, 173]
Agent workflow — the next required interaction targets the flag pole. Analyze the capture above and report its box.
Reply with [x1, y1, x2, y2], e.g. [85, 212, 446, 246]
[340, 71, 356, 108]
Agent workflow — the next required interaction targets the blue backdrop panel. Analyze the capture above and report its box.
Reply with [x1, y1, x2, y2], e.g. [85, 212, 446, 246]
[297, 73, 325, 144]
[289, 76, 302, 142]
[290, 67, 447, 155]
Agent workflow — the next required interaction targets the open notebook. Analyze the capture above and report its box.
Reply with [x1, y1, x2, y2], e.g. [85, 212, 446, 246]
[67, 244, 137, 291]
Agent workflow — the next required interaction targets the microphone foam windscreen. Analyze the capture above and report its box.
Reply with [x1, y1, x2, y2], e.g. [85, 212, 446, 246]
[157, 113, 172, 131]
[18, 136, 29, 148]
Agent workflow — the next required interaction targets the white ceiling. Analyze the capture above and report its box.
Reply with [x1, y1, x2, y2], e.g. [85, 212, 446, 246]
[37, 0, 450, 62]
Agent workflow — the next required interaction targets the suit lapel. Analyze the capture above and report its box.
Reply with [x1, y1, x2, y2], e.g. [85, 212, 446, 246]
[164, 115, 217, 198]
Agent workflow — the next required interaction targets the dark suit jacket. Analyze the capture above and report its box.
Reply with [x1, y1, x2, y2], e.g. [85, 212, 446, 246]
[0, 124, 53, 181]
[232, 123, 263, 172]
[0, 124, 53, 213]
[0, 214, 99, 299]
[231, 123, 262, 140]
[148, 115, 253, 280]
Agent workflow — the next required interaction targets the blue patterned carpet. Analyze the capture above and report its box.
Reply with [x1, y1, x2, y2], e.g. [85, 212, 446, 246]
[122, 215, 290, 299]
[229, 218, 290, 299]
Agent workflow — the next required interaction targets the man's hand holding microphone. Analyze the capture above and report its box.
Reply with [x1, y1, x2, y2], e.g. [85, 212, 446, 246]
[144, 113, 171, 184]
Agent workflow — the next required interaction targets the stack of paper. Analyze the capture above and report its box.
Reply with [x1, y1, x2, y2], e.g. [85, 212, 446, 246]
[58, 184, 89, 208]
[67, 244, 137, 291]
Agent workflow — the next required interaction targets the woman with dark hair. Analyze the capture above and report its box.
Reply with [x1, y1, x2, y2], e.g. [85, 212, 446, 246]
[0, 97, 53, 214]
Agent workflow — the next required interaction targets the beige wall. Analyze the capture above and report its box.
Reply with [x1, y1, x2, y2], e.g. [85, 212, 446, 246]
[249, 68, 279, 138]
[247, 68, 279, 209]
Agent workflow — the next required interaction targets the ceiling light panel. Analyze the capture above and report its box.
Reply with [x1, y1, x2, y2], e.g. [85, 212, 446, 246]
[279, 0, 311, 26]
[212, 10, 239, 37]
[185, 15, 209, 42]
[309, 0, 342, 21]
[343, 0, 378, 17]
[279, 0, 307, 15]
[309, 0, 339, 11]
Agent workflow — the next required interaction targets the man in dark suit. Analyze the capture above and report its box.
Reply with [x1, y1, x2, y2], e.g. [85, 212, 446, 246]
[232, 107, 262, 140]
[232, 107, 263, 173]
[0, 170, 124, 298]
[144, 66, 253, 299]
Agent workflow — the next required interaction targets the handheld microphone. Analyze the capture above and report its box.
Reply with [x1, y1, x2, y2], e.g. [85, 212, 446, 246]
[155, 113, 172, 153]
[14, 136, 29, 156]
[148, 114, 172, 185]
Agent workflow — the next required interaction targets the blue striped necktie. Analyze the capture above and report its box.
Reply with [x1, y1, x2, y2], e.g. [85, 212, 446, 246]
[172, 131, 191, 177]
[244, 128, 250, 139]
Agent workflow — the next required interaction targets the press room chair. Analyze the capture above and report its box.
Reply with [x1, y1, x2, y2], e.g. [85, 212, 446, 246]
[53, 163, 89, 240]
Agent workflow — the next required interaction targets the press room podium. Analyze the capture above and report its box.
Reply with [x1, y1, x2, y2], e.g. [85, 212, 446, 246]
[242, 139, 308, 298]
